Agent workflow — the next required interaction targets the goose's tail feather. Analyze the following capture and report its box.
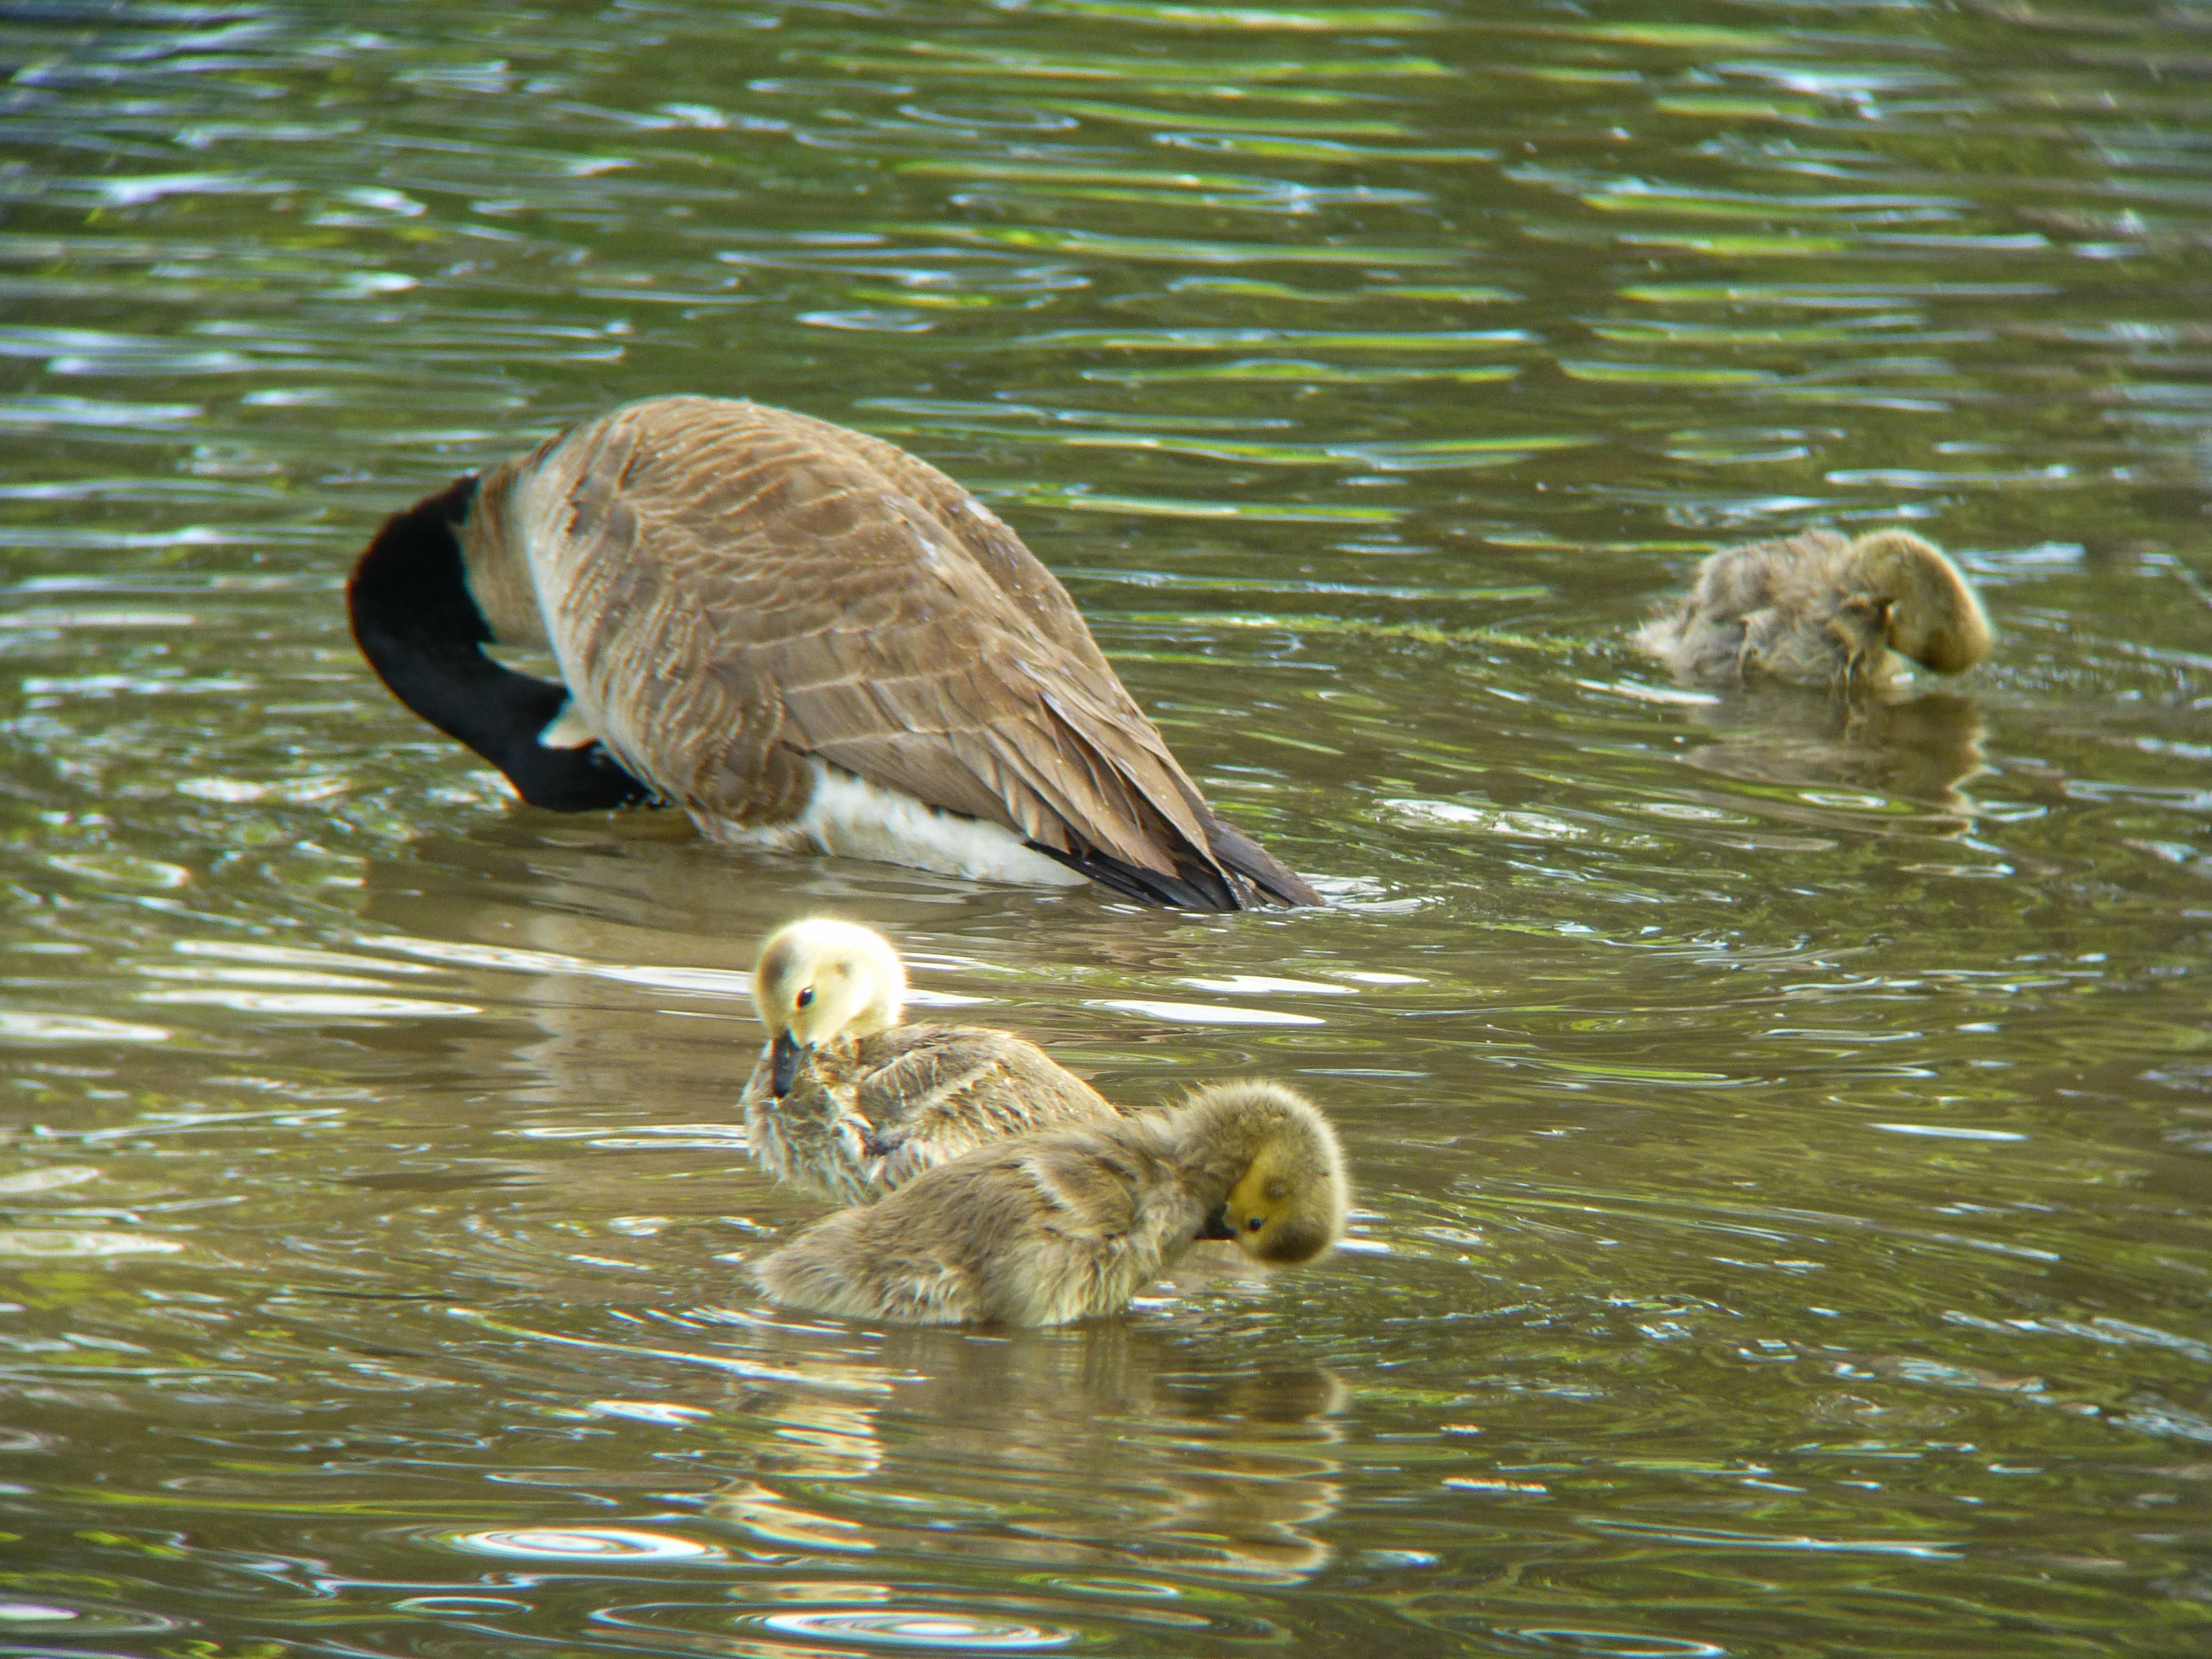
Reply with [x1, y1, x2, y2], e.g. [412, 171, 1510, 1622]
[1202, 814, 1323, 908]
[1025, 841, 1240, 911]
[1026, 813, 1320, 912]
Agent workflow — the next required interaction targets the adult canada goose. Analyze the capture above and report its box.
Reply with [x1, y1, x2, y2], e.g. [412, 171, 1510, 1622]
[348, 395, 1319, 910]
[1636, 529, 1992, 691]
[743, 917, 1119, 1203]
[750, 1079, 1350, 1327]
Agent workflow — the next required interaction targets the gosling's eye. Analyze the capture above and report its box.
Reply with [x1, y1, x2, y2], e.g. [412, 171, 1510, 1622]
[795, 987, 815, 1009]
[1246, 1215, 1264, 1233]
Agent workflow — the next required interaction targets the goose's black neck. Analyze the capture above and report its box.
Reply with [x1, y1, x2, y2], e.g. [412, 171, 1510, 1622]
[348, 477, 650, 811]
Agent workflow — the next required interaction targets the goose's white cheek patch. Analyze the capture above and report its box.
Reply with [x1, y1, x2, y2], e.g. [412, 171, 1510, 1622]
[537, 699, 598, 750]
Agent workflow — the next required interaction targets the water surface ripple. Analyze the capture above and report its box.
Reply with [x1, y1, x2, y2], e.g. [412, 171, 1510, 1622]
[1, 1, 2208, 1654]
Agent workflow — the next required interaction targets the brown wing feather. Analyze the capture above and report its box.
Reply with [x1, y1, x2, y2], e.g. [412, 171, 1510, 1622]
[740, 405, 1124, 683]
[493, 396, 1252, 885]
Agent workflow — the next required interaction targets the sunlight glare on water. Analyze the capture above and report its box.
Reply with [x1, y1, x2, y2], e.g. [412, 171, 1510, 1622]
[1, 0, 2209, 1653]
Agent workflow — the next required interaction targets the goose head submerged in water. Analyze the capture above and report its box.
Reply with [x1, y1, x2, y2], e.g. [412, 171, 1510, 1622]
[1636, 529, 1993, 691]
[347, 396, 1319, 910]
[752, 917, 906, 1096]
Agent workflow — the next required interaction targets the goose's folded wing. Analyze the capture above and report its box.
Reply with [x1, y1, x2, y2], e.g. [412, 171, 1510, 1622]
[775, 406, 1124, 686]
[513, 397, 1283, 896]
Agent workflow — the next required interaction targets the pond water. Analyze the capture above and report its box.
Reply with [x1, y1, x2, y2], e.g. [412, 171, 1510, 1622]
[3, 0, 2210, 1653]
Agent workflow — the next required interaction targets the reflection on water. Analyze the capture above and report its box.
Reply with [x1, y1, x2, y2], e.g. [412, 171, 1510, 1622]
[2, 0, 2210, 1653]
[707, 1323, 1347, 1584]
[1676, 686, 1990, 822]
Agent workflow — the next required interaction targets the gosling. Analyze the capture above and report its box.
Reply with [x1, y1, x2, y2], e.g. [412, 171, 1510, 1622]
[1636, 529, 1992, 691]
[742, 917, 1118, 1203]
[750, 1079, 1351, 1327]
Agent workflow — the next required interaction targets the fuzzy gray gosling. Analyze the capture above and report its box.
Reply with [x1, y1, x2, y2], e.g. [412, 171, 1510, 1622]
[742, 917, 1118, 1203]
[750, 1080, 1351, 1327]
[1636, 529, 1992, 690]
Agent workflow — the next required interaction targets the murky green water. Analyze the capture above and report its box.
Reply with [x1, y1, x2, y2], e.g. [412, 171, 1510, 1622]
[3, 0, 2209, 1652]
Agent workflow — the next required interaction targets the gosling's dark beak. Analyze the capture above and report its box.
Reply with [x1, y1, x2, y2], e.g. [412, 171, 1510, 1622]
[1199, 1205, 1236, 1242]
[770, 1030, 804, 1097]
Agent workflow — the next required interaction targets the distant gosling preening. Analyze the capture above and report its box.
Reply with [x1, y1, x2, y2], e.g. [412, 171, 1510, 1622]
[742, 917, 1118, 1203]
[1636, 529, 1993, 691]
[750, 1079, 1351, 1327]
